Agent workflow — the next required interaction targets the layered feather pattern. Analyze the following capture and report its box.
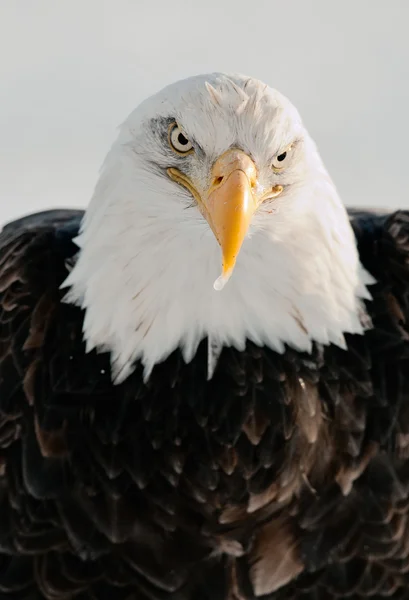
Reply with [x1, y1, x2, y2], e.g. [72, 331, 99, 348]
[0, 209, 409, 598]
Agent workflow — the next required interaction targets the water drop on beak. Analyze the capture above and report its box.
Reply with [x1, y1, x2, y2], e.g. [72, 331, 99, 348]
[213, 272, 232, 291]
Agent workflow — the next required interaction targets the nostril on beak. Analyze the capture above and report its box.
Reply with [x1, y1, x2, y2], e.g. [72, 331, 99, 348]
[213, 175, 224, 186]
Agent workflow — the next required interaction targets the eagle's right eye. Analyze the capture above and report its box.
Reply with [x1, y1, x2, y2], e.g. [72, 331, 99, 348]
[168, 122, 194, 155]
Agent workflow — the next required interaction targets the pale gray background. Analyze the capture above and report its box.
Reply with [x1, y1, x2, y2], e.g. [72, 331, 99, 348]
[1, 0, 408, 225]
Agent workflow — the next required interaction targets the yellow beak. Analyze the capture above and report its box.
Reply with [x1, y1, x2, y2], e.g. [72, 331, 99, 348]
[204, 149, 258, 289]
[168, 148, 283, 291]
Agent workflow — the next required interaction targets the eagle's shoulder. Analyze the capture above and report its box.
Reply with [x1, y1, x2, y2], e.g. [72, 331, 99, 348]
[350, 208, 409, 291]
[348, 207, 409, 403]
[0, 208, 83, 315]
[0, 208, 84, 291]
[349, 209, 409, 361]
[0, 209, 84, 451]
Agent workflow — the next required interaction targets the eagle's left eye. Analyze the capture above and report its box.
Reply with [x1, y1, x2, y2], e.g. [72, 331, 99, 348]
[168, 122, 194, 155]
[272, 145, 293, 170]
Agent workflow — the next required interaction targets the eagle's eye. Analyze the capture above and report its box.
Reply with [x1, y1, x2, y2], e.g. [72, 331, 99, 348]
[272, 145, 293, 171]
[168, 122, 194, 155]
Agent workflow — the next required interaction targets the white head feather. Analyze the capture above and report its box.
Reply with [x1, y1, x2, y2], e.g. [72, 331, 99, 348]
[62, 73, 374, 383]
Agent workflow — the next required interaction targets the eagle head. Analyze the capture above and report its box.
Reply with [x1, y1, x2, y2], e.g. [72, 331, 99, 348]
[63, 73, 374, 382]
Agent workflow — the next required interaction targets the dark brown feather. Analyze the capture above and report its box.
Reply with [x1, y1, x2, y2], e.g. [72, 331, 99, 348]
[1, 208, 409, 599]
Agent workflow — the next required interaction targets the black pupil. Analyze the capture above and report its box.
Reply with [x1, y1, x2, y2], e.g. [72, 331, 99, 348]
[177, 132, 189, 146]
[277, 152, 287, 162]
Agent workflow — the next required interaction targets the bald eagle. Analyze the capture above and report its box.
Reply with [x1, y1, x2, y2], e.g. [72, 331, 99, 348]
[1, 73, 409, 600]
